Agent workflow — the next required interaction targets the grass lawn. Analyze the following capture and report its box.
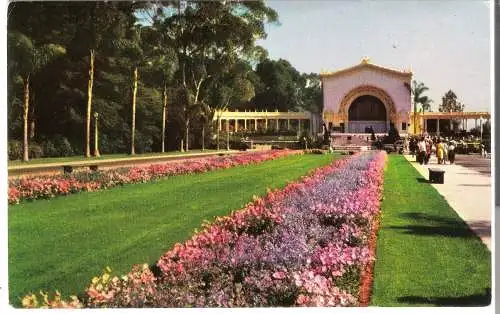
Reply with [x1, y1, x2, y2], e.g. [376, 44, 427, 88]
[371, 155, 491, 306]
[8, 149, 218, 167]
[8, 153, 339, 306]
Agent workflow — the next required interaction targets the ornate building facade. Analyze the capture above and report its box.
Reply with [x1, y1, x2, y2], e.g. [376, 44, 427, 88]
[321, 58, 412, 134]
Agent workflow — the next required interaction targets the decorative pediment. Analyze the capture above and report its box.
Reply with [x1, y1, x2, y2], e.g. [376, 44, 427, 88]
[320, 58, 412, 80]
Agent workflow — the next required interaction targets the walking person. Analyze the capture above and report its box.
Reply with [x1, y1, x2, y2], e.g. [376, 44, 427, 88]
[417, 137, 426, 165]
[442, 140, 449, 164]
[448, 140, 456, 164]
[424, 138, 431, 165]
[436, 139, 444, 164]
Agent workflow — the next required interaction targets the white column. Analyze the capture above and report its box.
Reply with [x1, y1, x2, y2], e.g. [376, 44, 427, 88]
[480, 117, 483, 140]
[226, 119, 229, 132]
[235, 119, 238, 132]
[437, 119, 440, 136]
[276, 119, 279, 131]
[244, 119, 247, 130]
[287, 119, 290, 130]
[254, 119, 257, 131]
[265, 119, 268, 129]
[298, 119, 301, 134]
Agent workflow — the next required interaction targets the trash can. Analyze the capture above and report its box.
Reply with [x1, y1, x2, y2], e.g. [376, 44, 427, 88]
[428, 168, 445, 184]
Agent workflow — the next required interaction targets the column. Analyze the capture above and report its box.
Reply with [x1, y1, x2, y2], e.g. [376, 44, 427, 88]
[265, 119, 268, 129]
[244, 119, 247, 130]
[254, 119, 257, 131]
[235, 119, 238, 132]
[298, 119, 301, 134]
[287, 119, 290, 130]
[480, 117, 483, 140]
[226, 119, 229, 132]
[424, 118, 427, 133]
[475, 119, 478, 129]
[276, 119, 279, 131]
[437, 119, 440, 136]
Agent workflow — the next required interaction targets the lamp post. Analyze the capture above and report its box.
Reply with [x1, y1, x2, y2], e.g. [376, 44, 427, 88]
[93, 112, 100, 157]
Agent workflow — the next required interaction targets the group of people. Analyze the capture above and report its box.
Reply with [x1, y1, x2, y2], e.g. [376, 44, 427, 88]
[409, 137, 456, 165]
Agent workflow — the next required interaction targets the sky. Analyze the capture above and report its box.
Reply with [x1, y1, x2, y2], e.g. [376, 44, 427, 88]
[257, 0, 491, 113]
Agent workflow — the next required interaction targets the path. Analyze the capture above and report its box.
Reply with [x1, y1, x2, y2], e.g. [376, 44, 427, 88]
[8, 150, 242, 178]
[403, 154, 492, 250]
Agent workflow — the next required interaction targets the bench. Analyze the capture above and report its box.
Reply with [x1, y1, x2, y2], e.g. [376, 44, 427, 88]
[428, 168, 445, 184]
[63, 164, 99, 174]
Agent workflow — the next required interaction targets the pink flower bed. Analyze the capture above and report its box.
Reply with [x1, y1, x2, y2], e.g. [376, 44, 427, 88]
[22, 151, 386, 308]
[9, 150, 302, 205]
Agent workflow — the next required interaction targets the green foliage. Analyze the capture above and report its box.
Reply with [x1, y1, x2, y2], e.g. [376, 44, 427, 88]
[439, 90, 465, 112]
[6, 1, 319, 156]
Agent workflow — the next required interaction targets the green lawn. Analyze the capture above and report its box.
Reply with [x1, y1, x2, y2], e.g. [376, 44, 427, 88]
[371, 155, 491, 306]
[8, 149, 218, 167]
[8, 153, 338, 306]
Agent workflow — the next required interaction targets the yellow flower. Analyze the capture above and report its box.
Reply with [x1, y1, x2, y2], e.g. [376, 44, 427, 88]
[105, 266, 112, 273]
[91, 276, 99, 285]
[102, 273, 110, 283]
[96, 284, 103, 291]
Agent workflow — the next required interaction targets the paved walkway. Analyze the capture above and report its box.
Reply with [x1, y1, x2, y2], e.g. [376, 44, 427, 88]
[404, 154, 492, 250]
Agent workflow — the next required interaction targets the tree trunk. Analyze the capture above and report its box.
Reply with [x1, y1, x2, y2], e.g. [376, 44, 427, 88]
[202, 125, 205, 151]
[94, 115, 100, 157]
[85, 49, 95, 158]
[185, 120, 189, 152]
[131, 66, 138, 155]
[29, 91, 35, 139]
[22, 75, 30, 162]
[162, 84, 167, 153]
[413, 102, 417, 135]
[217, 118, 220, 150]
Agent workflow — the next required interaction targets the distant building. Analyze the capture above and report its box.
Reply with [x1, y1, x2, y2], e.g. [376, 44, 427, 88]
[320, 57, 412, 134]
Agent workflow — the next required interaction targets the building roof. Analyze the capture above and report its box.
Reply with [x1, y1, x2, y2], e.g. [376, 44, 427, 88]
[320, 57, 412, 79]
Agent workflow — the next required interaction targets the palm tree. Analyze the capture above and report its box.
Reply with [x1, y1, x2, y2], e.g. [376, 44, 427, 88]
[8, 32, 65, 162]
[412, 80, 432, 134]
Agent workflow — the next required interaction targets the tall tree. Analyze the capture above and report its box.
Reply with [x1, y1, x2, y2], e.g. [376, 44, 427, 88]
[439, 90, 465, 112]
[162, 0, 278, 151]
[253, 58, 304, 111]
[8, 31, 65, 161]
[411, 80, 432, 134]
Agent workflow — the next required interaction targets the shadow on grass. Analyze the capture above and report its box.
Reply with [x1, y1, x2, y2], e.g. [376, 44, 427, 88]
[397, 288, 491, 306]
[388, 212, 490, 239]
[416, 177, 428, 183]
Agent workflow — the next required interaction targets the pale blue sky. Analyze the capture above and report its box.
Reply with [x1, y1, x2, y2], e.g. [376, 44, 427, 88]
[257, 0, 491, 112]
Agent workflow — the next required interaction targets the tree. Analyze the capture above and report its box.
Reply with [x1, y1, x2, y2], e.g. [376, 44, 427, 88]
[253, 58, 304, 111]
[411, 80, 432, 134]
[140, 22, 178, 152]
[162, 0, 278, 151]
[8, 31, 65, 161]
[439, 90, 465, 112]
[439, 90, 465, 131]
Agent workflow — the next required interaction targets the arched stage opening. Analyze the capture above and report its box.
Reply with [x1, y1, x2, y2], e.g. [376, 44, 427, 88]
[347, 95, 388, 133]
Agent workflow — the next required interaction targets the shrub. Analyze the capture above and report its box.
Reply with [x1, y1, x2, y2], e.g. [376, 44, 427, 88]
[8, 140, 23, 160]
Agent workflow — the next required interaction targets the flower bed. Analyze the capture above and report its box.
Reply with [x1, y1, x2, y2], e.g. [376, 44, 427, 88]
[22, 151, 386, 308]
[9, 150, 302, 205]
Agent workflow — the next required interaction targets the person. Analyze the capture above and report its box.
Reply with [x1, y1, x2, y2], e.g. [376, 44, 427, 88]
[442, 140, 448, 164]
[436, 139, 444, 164]
[481, 143, 487, 158]
[448, 140, 456, 164]
[417, 137, 426, 165]
[424, 137, 431, 165]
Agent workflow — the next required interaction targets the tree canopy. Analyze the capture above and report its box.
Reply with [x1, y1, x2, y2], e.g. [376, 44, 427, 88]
[7, 1, 322, 159]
